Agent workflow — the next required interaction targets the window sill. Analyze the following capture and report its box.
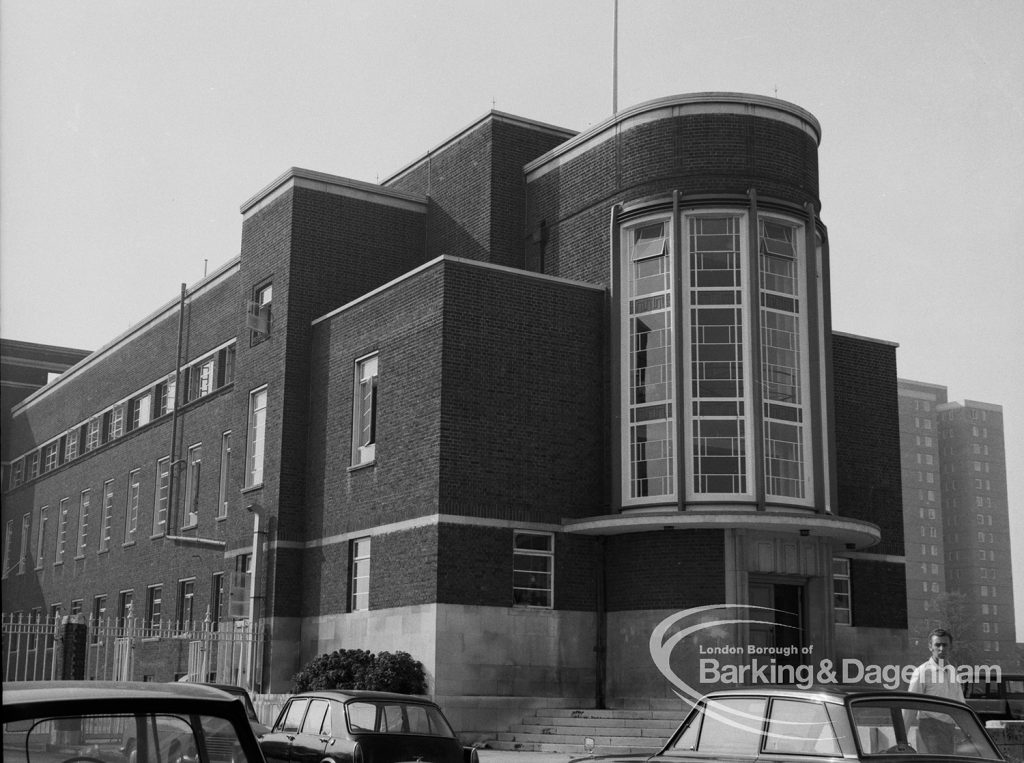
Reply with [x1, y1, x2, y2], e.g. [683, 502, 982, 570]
[348, 460, 376, 473]
[123, 540, 136, 548]
[150, 533, 166, 540]
[180, 523, 198, 531]
[74, 555, 85, 561]
[241, 483, 264, 494]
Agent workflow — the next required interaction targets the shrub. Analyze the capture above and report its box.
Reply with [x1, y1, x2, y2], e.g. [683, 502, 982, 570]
[292, 648, 427, 694]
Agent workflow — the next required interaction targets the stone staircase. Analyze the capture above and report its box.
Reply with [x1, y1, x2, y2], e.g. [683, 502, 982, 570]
[488, 707, 682, 755]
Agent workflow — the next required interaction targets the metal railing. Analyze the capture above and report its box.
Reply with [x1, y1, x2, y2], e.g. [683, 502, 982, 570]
[2, 611, 264, 688]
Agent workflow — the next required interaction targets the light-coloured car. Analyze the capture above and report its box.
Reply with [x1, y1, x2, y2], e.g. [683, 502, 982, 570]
[643, 686, 1006, 761]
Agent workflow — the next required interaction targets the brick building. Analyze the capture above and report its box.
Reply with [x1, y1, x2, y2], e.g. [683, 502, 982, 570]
[2, 93, 907, 728]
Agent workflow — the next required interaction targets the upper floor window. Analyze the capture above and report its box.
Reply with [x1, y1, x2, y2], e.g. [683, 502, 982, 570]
[2, 519, 14, 579]
[55, 498, 69, 565]
[248, 282, 273, 343]
[618, 207, 815, 508]
[125, 470, 141, 543]
[130, 392, 152, 430]
[352, 355, 379, 466]
[513, 531, 554, 608]
[217, 432, 231, 519]
[42, 442, 59, 473]
[153, 457, 170, 536]
[622, 219, 675, 503]
[76, 489, 91, 558]
[183, 443, 202, 528]
[35, 506, 48, 570]
[99, 480, 115, 552]
[245, 388, 268, 488]
[156, 375, 177, 417]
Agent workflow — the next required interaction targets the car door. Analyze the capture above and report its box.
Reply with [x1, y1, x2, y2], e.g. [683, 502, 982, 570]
[260, 697, 310, 763]
[289, 698, 332, 763]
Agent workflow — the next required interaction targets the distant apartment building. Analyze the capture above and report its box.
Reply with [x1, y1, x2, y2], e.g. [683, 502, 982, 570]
[898, 379, 1016, 660]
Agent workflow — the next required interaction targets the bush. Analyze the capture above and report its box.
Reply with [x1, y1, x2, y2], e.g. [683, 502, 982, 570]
[292, 648, 427, 694]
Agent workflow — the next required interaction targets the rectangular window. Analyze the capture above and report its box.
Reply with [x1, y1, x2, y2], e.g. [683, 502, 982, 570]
[211, 572, 225, 627]
[759, 218, 807, 500]
[76, 489, 91, 557]
[18, 513, 31, 574]
[350, 537, 371, 612]
[35, 506, 48, 570]
[106, 405, 125, 441]
[623, 218, 675, 502]
[687, 215, 746, 496]
[42, 442, 59, 473]
[177, 578, 196, 628]
[55, 498, 69, 564]
[130, 393, 152, 430]
[352, 355, 379, 466]
[99, 479, 115, 552]
[146, 585, 163, 630]
[833, 557, 851, 625]
[117, 590, 134, 629]
[248, 283, 273, 341]
[218, 431, 231, 519]
[27, 452, 40, 480]
[513, 531, 554, 608]
[156, 375, 177, 417]
[245, 387, 268, 487]
[183, 443, 202, 527]
[85, 418, 102, 452]
[65, 429, 80, 461]
[91, 595, 107, 643]
[70, 599, 82, 616]
[185, 357, 216, 403]
[125, 470, 141, 543]
[2, 519, 13, 579]
[153, 457, 170, 536]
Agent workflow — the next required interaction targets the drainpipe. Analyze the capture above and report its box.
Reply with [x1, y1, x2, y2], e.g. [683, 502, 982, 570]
[167, 284, 187, 533]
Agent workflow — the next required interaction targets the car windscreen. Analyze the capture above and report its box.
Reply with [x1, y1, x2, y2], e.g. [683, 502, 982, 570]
[346, 702, 456, 738]
[2, 711, 248, 763]
[850, 698, 1002, 759]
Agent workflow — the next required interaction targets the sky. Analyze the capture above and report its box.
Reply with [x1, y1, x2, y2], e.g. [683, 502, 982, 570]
[2, 1, 1022, 639]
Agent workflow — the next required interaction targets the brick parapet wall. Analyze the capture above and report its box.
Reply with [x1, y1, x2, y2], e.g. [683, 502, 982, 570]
[528, 112, 820, 285]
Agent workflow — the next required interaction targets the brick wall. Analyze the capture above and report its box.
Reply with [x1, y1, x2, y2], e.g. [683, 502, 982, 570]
[831, 334, 905, 556]
[528, 112, 820, 285]
[386, 115, 571, 267]
[605, 530, 725, 611]
[851, 558, 908, 629]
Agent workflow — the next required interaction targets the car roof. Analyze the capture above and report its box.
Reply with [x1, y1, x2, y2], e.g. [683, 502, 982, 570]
[293, 689, 439, 704]
[3, 680, 243, 719]
[700, 684, 972, 705]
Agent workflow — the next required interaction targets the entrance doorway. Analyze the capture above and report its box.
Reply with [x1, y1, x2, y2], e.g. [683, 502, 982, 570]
[749, 581, 805, 667]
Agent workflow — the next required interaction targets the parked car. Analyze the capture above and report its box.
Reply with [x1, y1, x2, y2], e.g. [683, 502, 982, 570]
[260, 690, 477, 763]
[967, 673, 1024, 723]
[639, 685, 1006, 761]
[193, 683, 272, 737]
[2, 680, 267, 763]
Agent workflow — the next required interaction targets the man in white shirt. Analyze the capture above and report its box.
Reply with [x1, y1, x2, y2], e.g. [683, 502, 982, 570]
[906, 628, 965, 754]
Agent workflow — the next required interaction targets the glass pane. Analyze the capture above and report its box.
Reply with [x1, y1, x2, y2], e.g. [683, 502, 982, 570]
[695, 698, 766, 754]
[764, 699, 840, 756]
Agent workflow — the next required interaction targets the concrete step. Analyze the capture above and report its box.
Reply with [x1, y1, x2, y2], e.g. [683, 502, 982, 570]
[483, 706, 682, 755]
[538, 708, 682, 722]
[487, 739, 659, 755]
[519, 716, 678, 731]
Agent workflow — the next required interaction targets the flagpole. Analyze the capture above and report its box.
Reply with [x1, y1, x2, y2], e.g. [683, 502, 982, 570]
[612, 0, 619, 114]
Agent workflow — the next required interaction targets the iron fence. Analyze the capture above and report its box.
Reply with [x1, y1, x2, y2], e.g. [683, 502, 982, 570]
[2, 611, 264, 688]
